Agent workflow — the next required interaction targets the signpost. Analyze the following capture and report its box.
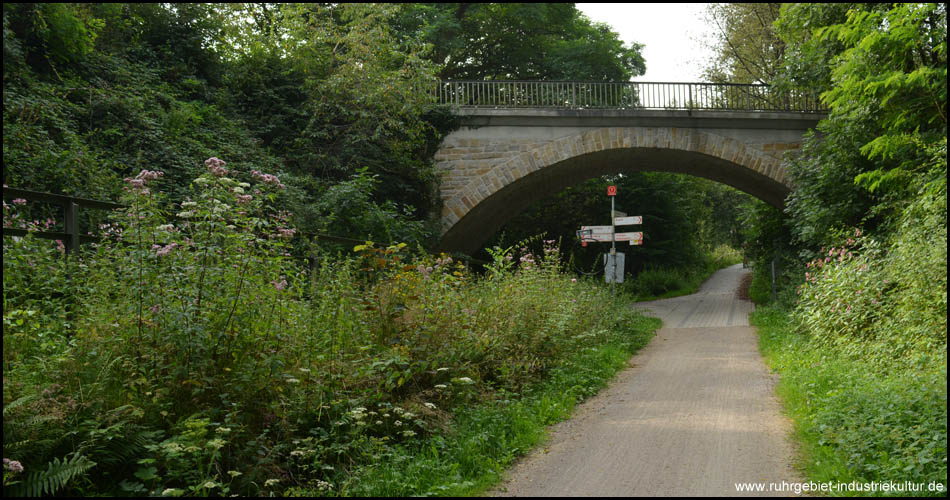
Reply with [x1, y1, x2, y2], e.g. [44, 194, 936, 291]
[576, 185, 646, 284]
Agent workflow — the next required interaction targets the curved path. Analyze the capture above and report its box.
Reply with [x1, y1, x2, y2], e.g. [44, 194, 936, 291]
[489, 264, 801, 496]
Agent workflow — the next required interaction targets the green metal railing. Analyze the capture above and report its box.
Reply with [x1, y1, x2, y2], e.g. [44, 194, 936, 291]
[2, 187, 124, 257]
[432, 80, 826, 113]
[1, 187, 376, 252]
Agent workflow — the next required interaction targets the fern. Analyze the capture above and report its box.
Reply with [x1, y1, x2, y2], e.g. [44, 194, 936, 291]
[3, 394, 36, 417]
[82, 422, 163, 466]
[7, 453, 96, 497]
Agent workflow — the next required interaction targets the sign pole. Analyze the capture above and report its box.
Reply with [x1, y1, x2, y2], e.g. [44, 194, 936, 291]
[609, 186, 617, 292]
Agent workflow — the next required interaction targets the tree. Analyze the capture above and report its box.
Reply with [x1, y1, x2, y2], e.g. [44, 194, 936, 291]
[206, 3, 455, 243]
[701, 3, 785, 84]
[819, 3, 947, 198]
[393, 3, 645, 81]
[779, 3, 947, 251]
[772, 2, 855, 92]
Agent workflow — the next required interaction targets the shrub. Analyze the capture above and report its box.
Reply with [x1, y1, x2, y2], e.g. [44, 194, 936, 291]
[755, 306, 947, 494]
[2, 200, 72, 370]
[4, 158, 654, 496]
[794, 184, 947, 368]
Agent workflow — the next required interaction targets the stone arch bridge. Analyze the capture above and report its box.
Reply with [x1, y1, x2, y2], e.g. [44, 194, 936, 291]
[433, 81, 825, 253]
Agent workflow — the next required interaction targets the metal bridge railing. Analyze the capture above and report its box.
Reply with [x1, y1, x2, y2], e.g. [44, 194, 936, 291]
[432, 80, 826, 113]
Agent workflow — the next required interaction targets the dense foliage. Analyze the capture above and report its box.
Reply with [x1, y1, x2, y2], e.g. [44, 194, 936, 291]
[772, 2, 947, 362]
[3, 158, 658, 496]
[3, 3, 647, 249]
[794, 138, 946, 367]
[3, 2, 445, 246]
[391, 3, 646, 81]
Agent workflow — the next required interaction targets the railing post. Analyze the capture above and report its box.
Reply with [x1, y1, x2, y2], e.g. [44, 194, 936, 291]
[63, 200, 79, 335]
[688, 84, 693, 115]
[64, 201, 79, 258]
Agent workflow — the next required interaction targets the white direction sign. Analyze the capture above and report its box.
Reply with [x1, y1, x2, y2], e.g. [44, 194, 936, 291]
[614, 231, 643, 242]
[581, 225, 614, 235]
[614, 216, 642, 226]
[581, 233, 615, 242]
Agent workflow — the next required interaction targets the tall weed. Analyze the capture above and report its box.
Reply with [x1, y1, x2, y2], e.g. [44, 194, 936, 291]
[3, 160, 657, 496]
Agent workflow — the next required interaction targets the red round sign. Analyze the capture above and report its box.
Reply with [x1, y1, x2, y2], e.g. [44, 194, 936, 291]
[607, 185, 617, 196]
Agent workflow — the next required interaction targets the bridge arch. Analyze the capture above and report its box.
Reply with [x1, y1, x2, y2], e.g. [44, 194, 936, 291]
[437, 126, 794, 254]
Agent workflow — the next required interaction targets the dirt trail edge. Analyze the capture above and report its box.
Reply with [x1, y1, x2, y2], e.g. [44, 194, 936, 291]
[489, 264, 802, 497]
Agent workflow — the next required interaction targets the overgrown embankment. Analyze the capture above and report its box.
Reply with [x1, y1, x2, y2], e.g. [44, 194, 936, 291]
[750, 164, 947, 496]
[2, 161, 659, 496]
[754, 306, 946, 496]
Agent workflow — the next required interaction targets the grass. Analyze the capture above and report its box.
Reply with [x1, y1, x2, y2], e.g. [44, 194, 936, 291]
[752, 305, 947, 497]
[340, 309, 661, 497]
[625, 244, 743, 302]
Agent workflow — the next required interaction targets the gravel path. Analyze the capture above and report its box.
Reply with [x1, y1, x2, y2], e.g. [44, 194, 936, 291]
[489, 264, 801, 497]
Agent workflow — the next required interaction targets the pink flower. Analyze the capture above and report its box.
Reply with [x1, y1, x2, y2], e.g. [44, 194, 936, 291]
[123, 170, 163, 192]
[3, 458, 23, 474]
[12, 198, 26, 205]
[205, 157, 228, 177]
[155, 243, 178, 257]
[138, 170, 163, 181]
[271, 279, 288, 291]
[251, 170, 284, 187]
